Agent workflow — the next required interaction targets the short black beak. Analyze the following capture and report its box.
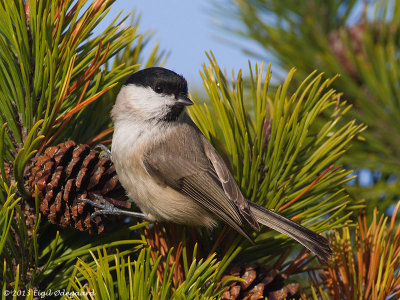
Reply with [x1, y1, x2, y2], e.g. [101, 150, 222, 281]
[176, 96, 193, 106]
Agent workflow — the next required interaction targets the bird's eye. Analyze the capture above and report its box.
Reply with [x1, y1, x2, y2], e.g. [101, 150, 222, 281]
[155, 85, 163, 94]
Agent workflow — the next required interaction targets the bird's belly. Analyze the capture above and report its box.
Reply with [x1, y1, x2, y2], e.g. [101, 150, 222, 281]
[115, 160, 216, 228]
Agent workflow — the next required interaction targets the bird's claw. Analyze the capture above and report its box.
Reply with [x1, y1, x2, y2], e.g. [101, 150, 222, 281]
[78, 194, 146, 221]
[95, 144, 112, 160]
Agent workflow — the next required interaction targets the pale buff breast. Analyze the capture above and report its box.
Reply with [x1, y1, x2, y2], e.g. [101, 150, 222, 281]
[111, 121, 216, 227]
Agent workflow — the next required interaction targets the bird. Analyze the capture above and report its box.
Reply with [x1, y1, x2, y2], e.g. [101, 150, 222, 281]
[84, 67, 332, 262]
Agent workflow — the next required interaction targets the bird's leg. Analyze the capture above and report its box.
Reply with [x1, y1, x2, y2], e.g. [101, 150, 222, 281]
[79, 194, 147, 220]
[95, 144, 112, 160]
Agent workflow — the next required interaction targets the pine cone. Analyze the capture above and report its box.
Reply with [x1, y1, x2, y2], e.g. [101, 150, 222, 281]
[1, 160, 13, 182]
[329, 23, 365, 81]
[221, 264, 301, 300]
[25, 141, 127, 234]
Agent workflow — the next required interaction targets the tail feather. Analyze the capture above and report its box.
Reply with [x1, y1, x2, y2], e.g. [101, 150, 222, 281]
[248, 202, 332, 263]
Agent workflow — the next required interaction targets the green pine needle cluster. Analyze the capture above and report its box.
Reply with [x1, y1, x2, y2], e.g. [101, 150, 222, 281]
[219, 0, 400, 297]
[0, 0, 165, 295]
[224, 0, 400, 214]
[66, 246, 237, 300]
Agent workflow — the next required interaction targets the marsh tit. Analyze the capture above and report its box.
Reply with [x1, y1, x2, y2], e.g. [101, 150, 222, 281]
[89, 67, 332, 262]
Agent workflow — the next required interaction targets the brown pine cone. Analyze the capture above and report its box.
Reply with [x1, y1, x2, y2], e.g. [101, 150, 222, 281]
[1, 160, 13, 183]
[221, 264, 301, 300]
[329, 23, 365, 81]
[25, 141, 128, 234]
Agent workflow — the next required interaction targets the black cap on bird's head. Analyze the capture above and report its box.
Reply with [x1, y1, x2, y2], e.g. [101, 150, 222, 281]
[113, 67, 193, 122]
[125, 67, 193, 107]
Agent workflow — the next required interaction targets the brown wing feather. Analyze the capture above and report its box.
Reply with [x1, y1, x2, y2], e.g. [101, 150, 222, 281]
[200, 135, 260, 231]
[142, 121, 254, 242]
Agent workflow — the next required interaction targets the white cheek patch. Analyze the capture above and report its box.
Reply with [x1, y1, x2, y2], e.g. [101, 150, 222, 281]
[115, 85, 175, 121]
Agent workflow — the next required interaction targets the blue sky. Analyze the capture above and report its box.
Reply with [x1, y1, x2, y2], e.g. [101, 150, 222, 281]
[102, 0, 265, 87]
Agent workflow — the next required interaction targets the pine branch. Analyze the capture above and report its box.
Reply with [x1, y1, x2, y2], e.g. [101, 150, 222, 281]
[64, 246, 235, 299]
[222, 0, 400, 214]
[310, 201, 400, 299]
[0, 0, 165, 293]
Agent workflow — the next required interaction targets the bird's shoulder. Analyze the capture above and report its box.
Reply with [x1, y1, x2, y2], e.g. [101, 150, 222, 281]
[143, 116, 210, 177]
